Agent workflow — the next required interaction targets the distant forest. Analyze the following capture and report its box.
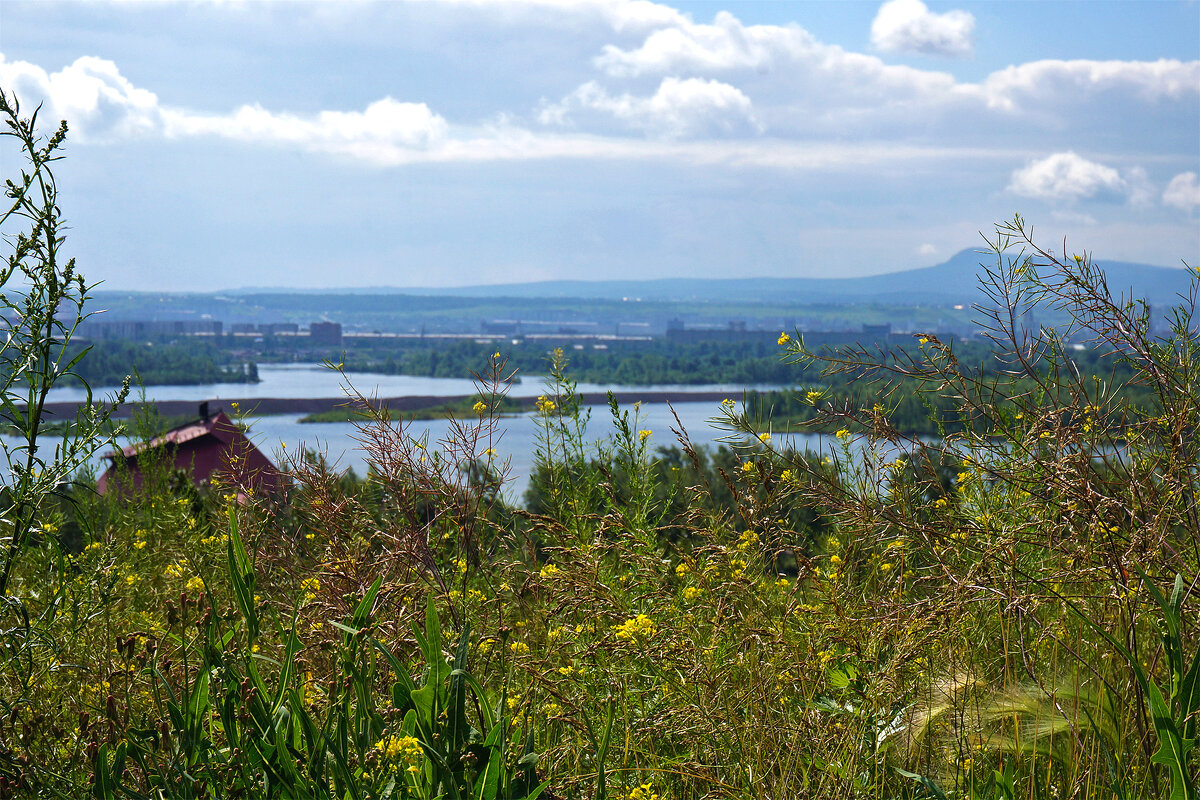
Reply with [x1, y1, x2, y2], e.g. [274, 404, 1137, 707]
[66, 339, 258, 387]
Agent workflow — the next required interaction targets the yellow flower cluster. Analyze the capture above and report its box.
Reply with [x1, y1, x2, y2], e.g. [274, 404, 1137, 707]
[777, 331, 791, 346]
[473, 400, 487, 414]
[639, 429, 652, 441]
[378, 733, 424, 770]
[627, 783, 661, 800]
[535, 395, 556, 414]
[612, 614, 657, 641]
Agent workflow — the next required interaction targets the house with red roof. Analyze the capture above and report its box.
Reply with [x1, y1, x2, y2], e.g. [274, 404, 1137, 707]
[98, 403, 283, 498]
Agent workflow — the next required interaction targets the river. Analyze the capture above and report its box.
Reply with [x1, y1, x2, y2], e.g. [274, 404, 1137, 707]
[32, 364, 851, 502]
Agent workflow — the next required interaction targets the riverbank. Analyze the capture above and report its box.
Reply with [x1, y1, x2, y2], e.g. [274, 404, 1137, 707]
[38, 390, 739, 422]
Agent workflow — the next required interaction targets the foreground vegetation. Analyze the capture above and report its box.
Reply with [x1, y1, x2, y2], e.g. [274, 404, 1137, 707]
[1, 93, 1197, 799]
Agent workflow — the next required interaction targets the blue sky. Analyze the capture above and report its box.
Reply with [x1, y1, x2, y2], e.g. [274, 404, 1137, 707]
[1, 0, 1197, 291]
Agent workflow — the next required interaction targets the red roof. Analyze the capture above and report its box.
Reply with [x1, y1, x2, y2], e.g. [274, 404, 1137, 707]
[98, 410, 283, 497]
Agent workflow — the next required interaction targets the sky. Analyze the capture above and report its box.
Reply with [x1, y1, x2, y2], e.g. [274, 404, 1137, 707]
[1, 0, 1197, 292]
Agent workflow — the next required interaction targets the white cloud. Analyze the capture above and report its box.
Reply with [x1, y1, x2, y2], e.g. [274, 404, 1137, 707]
[1007, 152, 1127, 203]
[594, 10, 818, 76]
[917, 243, 937, 256]
[870, 0, 974, 58]
[164, 98, 448, 158]
[538, 76, 759, 138]
[0, 54, 448, 163]
[1163, 172, 1200, 212]
[0, 54, 161, 142]
[980, 58, 1200, 112]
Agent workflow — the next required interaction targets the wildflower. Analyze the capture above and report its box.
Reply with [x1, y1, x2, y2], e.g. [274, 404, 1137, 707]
[880, 562, 894, 572]
[612, 614, 657, 641]
[185, 576, 204, 593]
[682, 586, 703, 602]
[126, 574, 139, 586]
[757, 432, 770, 444]
[509, 641, 530, 655]
[835, 428, 851, 441]
[483, 447, 496, 457]
[473, 400, 487, 413]
[557, 665, 576, 676]
[721, 397, 736, 407]
[628, 783, 661, 800]
[674, 561, 690, 577]
[539, 563, 559, 579]
[805, 390, 822, 404]
[133, 540, 147, 550]
[778, 331, 791, 346]
[639, 429, 652, 441]
[780, 469, 793, 482]
[163, 561, 185, 580]
[741, 461, 755, 474]
[300, 577, 321, 592]
[737, 529, 758, 550]
[775, 577, 790, 589]
[919, 337, 929, 344]
[535, 396, 556, 414]
[829, 555, 842, 567]
[378, 733, 423, 763]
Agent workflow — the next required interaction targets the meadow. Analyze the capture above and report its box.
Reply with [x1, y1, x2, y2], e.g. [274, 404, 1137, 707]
[1, 92, 1197, 799]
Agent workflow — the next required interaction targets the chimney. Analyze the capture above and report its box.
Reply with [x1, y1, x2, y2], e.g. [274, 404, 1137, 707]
[199, 401, 209, 419]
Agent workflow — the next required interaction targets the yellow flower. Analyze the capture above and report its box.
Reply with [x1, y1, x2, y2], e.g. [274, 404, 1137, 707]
[473, 400, 487, 414]
[539, 563, 559, 579]
[674, 561, 690, 577]
[777, 331, 791, 346]
[535, 396, 556, 414]
[628, 783, 661, 800]
[639, 429, 652, 441]
[741, 461, 755, 474]
[682, 586, 703, 602]
[509, 641, 530, 655]
[757, 432, 770, 444]
[133, 540, 147, 550]
[721, 397, 736, 407]
[805, 390, 822, 404]
[919, 337, 929, 344]
[185, 576, 205, 593]
[300, 577, 321, 592]
[612, 614, 657, 641]
[483, 448, 496, 457]
[378, 734, 423, 763]
[835, 428, 851, 441]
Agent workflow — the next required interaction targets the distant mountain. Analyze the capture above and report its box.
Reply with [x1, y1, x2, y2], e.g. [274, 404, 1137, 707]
[393, 249, 1193, 306]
